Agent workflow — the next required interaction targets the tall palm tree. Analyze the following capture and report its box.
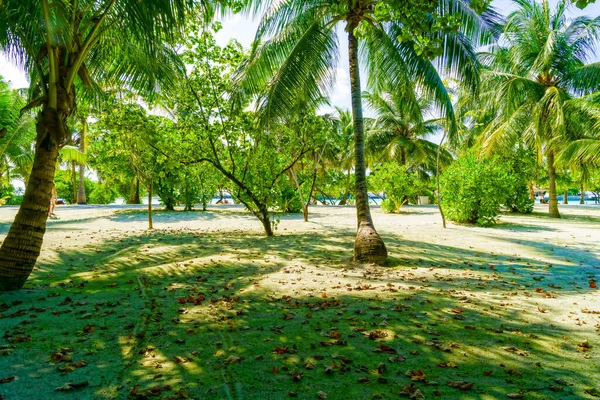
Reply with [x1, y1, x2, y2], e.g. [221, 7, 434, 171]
[479, 0, 600, 218]
[0, 0, 196, 291]
[237, 0, 498, 263]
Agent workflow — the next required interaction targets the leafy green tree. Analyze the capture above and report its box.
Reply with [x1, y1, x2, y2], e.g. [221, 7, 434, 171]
[236, 0, 498, 263]
[169, 29, 316, 236]
[479, 0, 600, 219]
[441, 151, 512, 226]
[0, 0, 193, 290]
[94, 102, 175, 228]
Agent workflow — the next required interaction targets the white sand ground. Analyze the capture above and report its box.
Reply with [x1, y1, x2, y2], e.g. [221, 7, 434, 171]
[1, 202, 598, 317]
[0, 203, 599, 399]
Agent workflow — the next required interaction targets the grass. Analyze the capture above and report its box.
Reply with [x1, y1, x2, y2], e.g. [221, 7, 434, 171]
[0, 205, 599, 399]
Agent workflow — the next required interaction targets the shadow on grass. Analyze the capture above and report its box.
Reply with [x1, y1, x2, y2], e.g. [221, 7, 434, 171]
[1, 226, 598, 399]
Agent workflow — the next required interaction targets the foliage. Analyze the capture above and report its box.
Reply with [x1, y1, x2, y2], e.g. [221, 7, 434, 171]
[370, 163, 415, 213]
[477, 0, 600, 217]
[0, 77, 36, 185]
[278, 184, 302, 213]
[166, 27, 326, 235]
[441, 152, 512, 226]
[54, 170, 96, 205]
[88, 183, 119, 205]
[181, 165, 219, 211]
[502, 148, 535, 213]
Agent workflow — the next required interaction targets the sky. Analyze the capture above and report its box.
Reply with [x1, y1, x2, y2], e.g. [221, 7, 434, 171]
[1, 0, 599, 113]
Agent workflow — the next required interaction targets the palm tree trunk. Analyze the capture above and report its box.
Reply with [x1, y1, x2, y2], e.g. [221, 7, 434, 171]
[148, 181, 153, 229]
[77, 117, 86, 204]
[0, 106, 61, 291]
[436, 129, 447, 228]
[71, 161, 77, 203]
[563, 189, 568, 205]
[347, 25, 387, 264]
[580, 183, 585, 204]
[547, 150, 560, 218]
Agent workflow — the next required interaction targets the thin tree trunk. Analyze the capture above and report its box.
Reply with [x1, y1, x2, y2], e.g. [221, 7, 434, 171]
[71, 161, 77, 203]
[529, 181, 535, 200]
[77, 117, 87, 204]
[347, 25, 387, 264]
[148, 181, 153, 229]
[547, 150, 560, 218]
[259, 209, 273, 236]
[580, 183, 585, 204]
[290, 168, 308, 222]
[339, 168, 352, 205]
[0, 107, 61, 291]
[563, 189, 568, 205]
[436, 129, 447, 228]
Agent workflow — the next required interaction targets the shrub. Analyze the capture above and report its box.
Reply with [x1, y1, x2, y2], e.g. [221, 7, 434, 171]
[502, 148, 535, 214]
[7, 195, 23, 205]
[88, 184, 118, 204]
[370, 163, 414, 213]
[278, 185, 302, 213]
[440, 152, 511, 226]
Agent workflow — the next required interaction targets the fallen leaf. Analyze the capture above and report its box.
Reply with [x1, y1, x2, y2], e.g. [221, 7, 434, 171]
[273, 347, 289, 355]
[0, 376, 15, 384]
[447, 381, 473, 390]
[406, 370, 426, 382]
[437, 362, 458, 368]
[54, 381, 89, 391]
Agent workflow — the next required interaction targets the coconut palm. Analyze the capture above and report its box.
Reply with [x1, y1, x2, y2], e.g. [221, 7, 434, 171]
[0, 78, 37, 186]
[479, 0, 600, 218]
[364, 91, 453, 174]
[236, 0, 499, 263]
[0, 0, 198, 291]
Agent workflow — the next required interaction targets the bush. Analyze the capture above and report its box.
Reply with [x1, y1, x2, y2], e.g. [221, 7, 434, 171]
[502, 148, 535, 214]
[440, 152, 511, 226]
[380, 199, 396, 213]
[278, 185, 302, 213]
[7, 195, 23, 205]
[370, 163, 414, 213]
[88, 184, 118, 204]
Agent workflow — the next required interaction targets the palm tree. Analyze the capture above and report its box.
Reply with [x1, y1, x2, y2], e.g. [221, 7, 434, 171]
[479, 0, 600, 218]
[0, 0, 195, 291]
[237, 0, 498, 263]
[0, 78, 36, 186]
[327, 108, 355, 205]
[364, 91, 452, 173]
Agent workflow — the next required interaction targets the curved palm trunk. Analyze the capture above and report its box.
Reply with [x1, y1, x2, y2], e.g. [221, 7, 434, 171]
[77, 117, 87, 204]
[347, 27, 387, 264]
[547, 150, 560, 218]
[0, 107, 61, 291]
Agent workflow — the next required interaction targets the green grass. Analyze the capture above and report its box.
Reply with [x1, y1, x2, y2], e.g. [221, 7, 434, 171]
[1, 208, 599, 399]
